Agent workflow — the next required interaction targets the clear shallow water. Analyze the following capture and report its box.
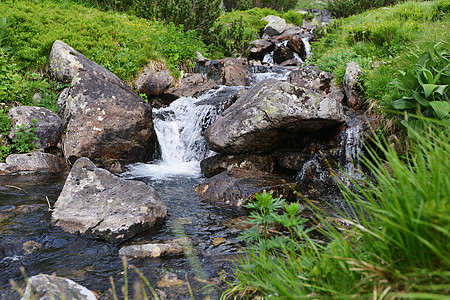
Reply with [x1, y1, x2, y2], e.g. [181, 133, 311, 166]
[0, 174, 244, 299]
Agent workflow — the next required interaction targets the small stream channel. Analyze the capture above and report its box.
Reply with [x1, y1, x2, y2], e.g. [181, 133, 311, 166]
[0, 63, 366, 299]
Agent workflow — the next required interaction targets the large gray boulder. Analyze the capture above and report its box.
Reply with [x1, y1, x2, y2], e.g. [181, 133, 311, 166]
[8, 106, 64, 150]
[205, 78, 345, 154]
[50, 40, 156, 165]
[21, 274, 97, 300]
[59, 69, 155, 164]
[51, 158, 167, 242]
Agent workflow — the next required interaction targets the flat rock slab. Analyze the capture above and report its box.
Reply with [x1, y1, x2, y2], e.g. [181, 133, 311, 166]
[195, 168, 296, 207]
[119, 240, 185, 258]
[21, 274, 97, 300]
[2, 151, 65, 174]
[51, 157, 167, 242]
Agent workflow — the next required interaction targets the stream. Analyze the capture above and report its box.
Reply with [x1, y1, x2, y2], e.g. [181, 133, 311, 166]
[0, 63, 366, 299]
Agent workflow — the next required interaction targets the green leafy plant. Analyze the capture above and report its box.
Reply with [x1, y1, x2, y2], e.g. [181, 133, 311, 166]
[391, 43, 450, 129]
[12, 119, 38, 154]
[223, 0, 298, 12]
[0, 16, 12, 51]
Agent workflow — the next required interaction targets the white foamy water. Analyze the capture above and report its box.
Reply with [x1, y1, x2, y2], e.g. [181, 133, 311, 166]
[123, 89, 229, 180]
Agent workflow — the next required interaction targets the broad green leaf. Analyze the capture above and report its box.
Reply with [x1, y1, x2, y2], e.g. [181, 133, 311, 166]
[399, 70, 419, 91]
[430, 101, 450, 119]
[391, 99, 416, 110]
[416, 51, 432, 68]
[411, 90, 430, 107]
[435, 85, 448, 96]
[422, 84, 439, 99]
[391, 80, 410, 93]
[422, 69, 433, 83]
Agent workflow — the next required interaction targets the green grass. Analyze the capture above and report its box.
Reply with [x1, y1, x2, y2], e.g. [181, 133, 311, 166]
[0, 0, 207, 82]
[224, 118, 450, 299]
[310, 0, 450, 116]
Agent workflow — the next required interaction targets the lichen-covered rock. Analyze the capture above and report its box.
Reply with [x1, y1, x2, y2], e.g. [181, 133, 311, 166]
[8, 106, 64, 149]
[51, 158, 167, 242]
[343, 61, 365, 109]
[205, 78, 345, 154]
[21, 274, 97, 300]
[288, 66, 344, 102]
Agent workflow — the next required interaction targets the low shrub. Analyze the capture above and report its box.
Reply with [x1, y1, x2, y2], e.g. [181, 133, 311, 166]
[223, 0, 298, 12]
[327, 0, 400, 18]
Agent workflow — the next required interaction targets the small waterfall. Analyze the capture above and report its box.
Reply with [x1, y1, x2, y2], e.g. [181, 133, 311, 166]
[339, 117, 366, 179]
[124, 87, 238, 180]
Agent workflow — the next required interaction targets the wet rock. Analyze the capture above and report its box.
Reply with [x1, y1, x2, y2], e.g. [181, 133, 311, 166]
[262, 15, 288, 37]
[200, 154, 276, 178]
[157, 271, 186, 289]
[51, 157, 167, 242]
[22, 240, 42, 255]
[205, 78, 345, 154]
[135, 68, 172, 97]
[274, 31, 307, 60]
[249, 39, 274, 60]
[21, 274, 97, 300]
[0, 163, 18, 175]
[3, 151, 65, 174]
[288, 66, 344, 102]
[8, 106, 64, 150]
[343, 62, 365, 109]
[59, 69, 156, 165]
[273, 43, 294, 64]
[195, 168, 296, 207]
[280, 59, 301, 67]
[163, 73, 218, 101]
[119, 241, 184, 258]
[275, 150, 309, 171]
[194, 58, 249, 86]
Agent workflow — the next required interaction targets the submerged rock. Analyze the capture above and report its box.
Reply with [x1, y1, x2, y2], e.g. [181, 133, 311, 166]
[21, 274, 97, 300]
[205, 78, 345, 154]
[119, 240, 185, 258]
[195, 168, 296, 207]
[51, 157, 167, 242]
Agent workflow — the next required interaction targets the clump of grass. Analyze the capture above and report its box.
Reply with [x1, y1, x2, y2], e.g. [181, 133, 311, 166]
[224, 118, 449, 298]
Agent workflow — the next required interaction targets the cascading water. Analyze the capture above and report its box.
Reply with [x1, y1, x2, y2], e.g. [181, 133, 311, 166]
[339, 117, 365, 179]
[124, 86, 243, 180]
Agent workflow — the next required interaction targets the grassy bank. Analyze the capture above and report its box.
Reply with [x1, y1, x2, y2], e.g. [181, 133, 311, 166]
[310, 0, 449, 125]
